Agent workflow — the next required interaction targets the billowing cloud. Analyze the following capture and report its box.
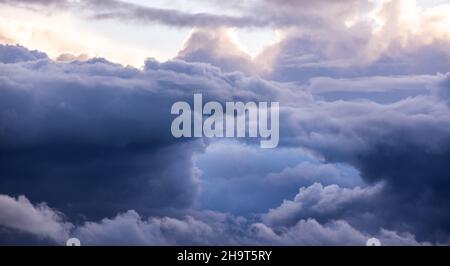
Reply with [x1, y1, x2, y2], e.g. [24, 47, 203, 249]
[0, 44, 47, 63]
[0, 44, 302, 221]
[264, 0, 450, 82]
[74, 212, 373, 245]
[262, 183, 382, 227]
[0, 193, 426, 245]
[177, 29, 256, 74]
[1, 0, 450, 245]
[0, 194, 72, 243]
[0, 0, 65, 6]
[277, 92, 450, 242]
[197, 141, 363, 214]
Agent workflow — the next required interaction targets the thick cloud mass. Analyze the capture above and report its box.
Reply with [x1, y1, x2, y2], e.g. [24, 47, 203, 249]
[0, 45, 48, 64]
[1, 0, 450, 245]
[0, 44, 304, 221]
[1, 43, 450, 244]
[0, 194, 71, 244]
[0, 57, 202, 219]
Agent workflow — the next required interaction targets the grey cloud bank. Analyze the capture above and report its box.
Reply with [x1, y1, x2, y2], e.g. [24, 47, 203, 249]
[1, 42, 450, 244]
[0, 193, 427, 246]
[0, 0, 371, 28]
[1, 0, 450, 246]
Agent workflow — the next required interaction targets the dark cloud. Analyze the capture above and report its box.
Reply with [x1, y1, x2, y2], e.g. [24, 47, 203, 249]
[0, 193, 425, 245]
[2, 40, 450, 245]
[0, 0, 63, 4]
[0, 45, 48, 63]
[0, 0, 362, 29]
[0, 44, 300, 221]
[56, 53, 90, 62]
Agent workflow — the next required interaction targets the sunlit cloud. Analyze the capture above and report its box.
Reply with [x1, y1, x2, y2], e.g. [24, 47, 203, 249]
[0, 5, 163, 67]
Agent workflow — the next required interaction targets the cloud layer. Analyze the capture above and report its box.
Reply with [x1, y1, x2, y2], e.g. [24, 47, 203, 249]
[1, 0, 450, 245]
[1, 42, 450, 244]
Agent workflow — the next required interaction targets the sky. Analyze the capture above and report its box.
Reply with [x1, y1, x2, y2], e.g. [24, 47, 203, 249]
[1, 0, 450, 245]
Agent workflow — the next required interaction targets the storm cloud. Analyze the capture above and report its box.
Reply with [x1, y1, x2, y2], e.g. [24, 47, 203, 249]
[2, 43, 450, 244]
[0, 44, 302, 221]
[1, 0, 450, 245]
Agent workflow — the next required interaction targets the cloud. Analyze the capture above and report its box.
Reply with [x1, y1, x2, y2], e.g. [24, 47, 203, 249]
[75, 212, 373, 245]
[111, 0, 365, 29]
[305, 74, 437, 103]
[252, 219, 368, 245]
[0, 44, 48, 63]
[256, 182, 429, 245]
[1, 0, 271, 28]
[262, 183, 382, 227]
[72, 210, 427, 245]
[278, 87, 450, 241]
[436, 72, 450, 104]
[266, 33, 450, 83]
[253, 219, 425, 245]
[308, 75, 436, 94]
[0, 44, 304, 221]
[0, 194, 72, 243]
[265, 161, 363, 188]
[65, 0, 448, 82]
[177, 29, 256, 74]
[0, 56, 203, 219]
[75, 210, 216, 245]
[56, 53, 90, 62]
[0, 193, 425, 245]
[0, 0, 372, 29]
[2, 31, 450, 245]
[85, 0, 270, 28]
[196, 140, 363, 214]
[0, 0, 65, 6]
[256, 0, 450, 82]
[2, 0, 449, 73]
